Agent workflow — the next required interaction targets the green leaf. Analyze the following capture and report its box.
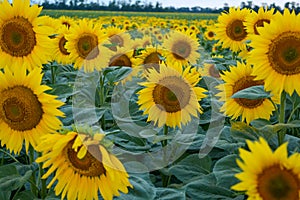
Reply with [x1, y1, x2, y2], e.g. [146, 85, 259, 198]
[153, 135, 174, 144]
[0, 170, 32, 191]
[230, 121, 259, 142]
[0, 191, 11, 200]
[12, 190, 36, 200]
[155, 188, 185, 200]
[117, 175, 156, 200]
[185, 173, 237, 199]
[213, 154, 240, 189]
[0, 164, 18, 179]
[258, 121, 300, 133]
[104, 66, 132, 83]
[231, 85, 271, 100]
[168, 154, 211, 182]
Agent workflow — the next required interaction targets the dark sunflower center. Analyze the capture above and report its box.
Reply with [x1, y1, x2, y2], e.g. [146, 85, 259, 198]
[58, 36, 70, 55]
[226, 19, 247, 41]
[233, 76, 264, 108]
[64, 140, 106, 177]
[77, 33, 99, 60]
[208, 31, 214, 38]
[254, 19, 270, 35]
[171, 40, 192, 60]
[0, 86, 43, 131]
[0, 17, 36, 57]
[268, 32, 300, 75]
[152, 76, 191, 113]
[109, 54, 132, 67]
[143, 52, 161, 71]
[207, 64, 220, 78]
[257, 165, 300, 200]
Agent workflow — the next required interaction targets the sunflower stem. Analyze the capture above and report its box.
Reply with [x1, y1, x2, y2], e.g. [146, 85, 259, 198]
[162, 125, 168, 147]
[29, 145, 38, 197]
[278, 91, 286, 145]
[161, 125, 170, 187]
[99, 73, 106, 130]
[38, 152, 47, 199]
[50, 64, 56, 84]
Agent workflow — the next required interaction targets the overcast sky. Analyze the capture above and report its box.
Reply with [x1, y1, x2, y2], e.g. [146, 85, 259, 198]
[98, 0, 289, 8]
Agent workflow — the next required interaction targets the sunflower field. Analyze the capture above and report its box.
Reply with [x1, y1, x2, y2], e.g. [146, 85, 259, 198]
[0, 0, 300, 199]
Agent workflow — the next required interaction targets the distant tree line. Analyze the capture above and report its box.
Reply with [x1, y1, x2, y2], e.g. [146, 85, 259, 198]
[38, 0, 300, 13]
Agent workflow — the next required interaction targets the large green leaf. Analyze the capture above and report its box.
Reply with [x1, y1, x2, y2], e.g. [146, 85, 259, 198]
[0, 191, 10, 200]
[12, 190, 36, 200]
[213, 154, 240, 189]
[168, 154, 211, 183]
[185, 173, 241, 200]
[155, 188, 185, 200]
[117, 175, 156, 200]
[104, 66, 132, 83]
[0, 170, 32, 191]
[231, 85, 271, 100]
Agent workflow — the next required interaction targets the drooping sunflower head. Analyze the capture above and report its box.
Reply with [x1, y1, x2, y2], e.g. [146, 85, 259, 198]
[0, 0, 55, 70]
[232, 137, 300, 200]
[162, 30, 200, 69]
[65, 19, 113, 72]
[215, 7, 250, 52]
[244, 7, 275, 36]
[249, 8, 300, 96]
[137, 64, 207, 128]
[36, 130, 133, 200]
[0, 65, 64, 154]
[216, 61, 276, 124]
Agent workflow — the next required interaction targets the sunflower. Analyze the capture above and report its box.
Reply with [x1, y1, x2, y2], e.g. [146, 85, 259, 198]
[132, 35, 153, 50]
[136, 45, 165, 74]
[244, 7, 275, 36]
[0, 0, 54, 70]
[232, 137, 300, 200]
[36, 131, 132, 200]
[248, 9, 300, 96]
[52, 26, 72, 64]
[65, 19, 113, 72]
[108, 46, 140, 82]
[109, 47, 137, 68]
[200, 62, 221, 79]
[162, 30, 200, 70]
[57, 15, 77, 29]
[137, 64, 207, 128]
[204, 25, 216, 41]
[103, 26, 132, 51]
[215, 7, 250, 52]
[216, 61, 276, 124]
[0, 65, 64, 154]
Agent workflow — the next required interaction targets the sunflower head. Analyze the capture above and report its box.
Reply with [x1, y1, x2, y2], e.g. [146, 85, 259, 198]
[0, 65, 64, 154]
[162, 30, 200, 69]
[244, 7, 275, 36]
[249, 8, 300, 96]
[232, 137, 300, 200]
[36, 130, 133, 200]
[65, 19, 113, 72]
[0, 0, 54, 70]
[137, 64, 207, 128]
[216, 61, 276, 124]
[215, 7, 250, 52]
